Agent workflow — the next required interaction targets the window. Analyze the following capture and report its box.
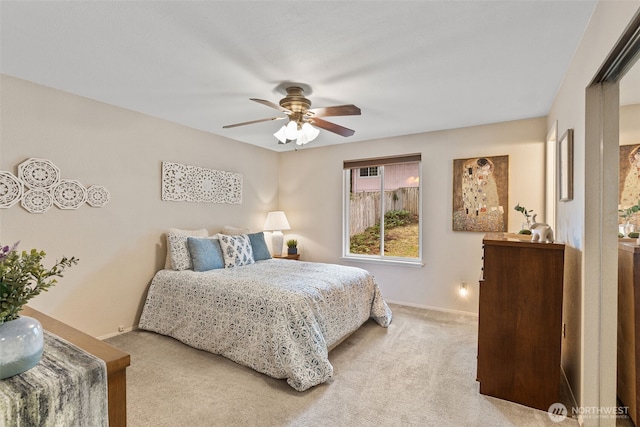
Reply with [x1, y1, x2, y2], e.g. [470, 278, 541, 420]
[343, 154, 422, 264]
[359, 167, 379, 177]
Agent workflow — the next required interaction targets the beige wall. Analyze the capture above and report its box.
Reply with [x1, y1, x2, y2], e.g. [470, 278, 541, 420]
[0, 75, 280, 337]
[279, 117, 547, 314]
[548, 1, 640, 423]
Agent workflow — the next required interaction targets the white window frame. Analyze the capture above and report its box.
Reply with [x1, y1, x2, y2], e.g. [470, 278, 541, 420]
[342, 154, 423, 267]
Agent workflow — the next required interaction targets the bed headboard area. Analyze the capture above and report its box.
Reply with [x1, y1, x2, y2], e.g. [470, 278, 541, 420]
[163, 226, 270, 272]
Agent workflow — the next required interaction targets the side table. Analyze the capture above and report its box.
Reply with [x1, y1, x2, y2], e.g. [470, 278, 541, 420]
[273, 254, 300, 260]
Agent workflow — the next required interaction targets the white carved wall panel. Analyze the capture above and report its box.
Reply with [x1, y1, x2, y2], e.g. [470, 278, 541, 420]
[0, 171, 23, 208]
[86, 185, 110, 207]
[52, 179, 87, 210]
[162, 161, 242, 204]
[18, 158, 60, 189]
[22, 189, 53, 214]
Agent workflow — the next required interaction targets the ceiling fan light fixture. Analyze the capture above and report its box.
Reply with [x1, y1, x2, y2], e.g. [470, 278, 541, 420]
[230, 85, 360, 147]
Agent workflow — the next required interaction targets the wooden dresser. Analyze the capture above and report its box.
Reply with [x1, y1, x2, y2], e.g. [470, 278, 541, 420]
[618, 240, 640, 425]
[21, 306, 130, 427]
[477, 234, 565, 411]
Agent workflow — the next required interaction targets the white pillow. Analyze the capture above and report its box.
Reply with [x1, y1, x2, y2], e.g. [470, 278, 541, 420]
[165, 228, 208, 270]
[217, 233, 255, 268]
[220, 225, 251, 236]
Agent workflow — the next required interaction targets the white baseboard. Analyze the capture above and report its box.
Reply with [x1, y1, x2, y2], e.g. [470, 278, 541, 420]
[98, 325, 138, 341]
[386, 300, 479, 318]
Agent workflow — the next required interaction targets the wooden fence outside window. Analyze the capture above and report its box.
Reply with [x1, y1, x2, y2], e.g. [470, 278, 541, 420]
[349, 187, 419, 236]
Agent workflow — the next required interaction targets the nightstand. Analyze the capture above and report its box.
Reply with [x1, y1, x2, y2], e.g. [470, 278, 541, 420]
[273, 254, 300, 260]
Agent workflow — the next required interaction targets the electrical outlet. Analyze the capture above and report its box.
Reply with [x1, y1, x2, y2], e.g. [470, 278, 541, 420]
[118, 325, 125, 333]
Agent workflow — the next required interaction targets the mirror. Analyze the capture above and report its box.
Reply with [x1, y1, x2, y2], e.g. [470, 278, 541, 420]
[618, 54, 640, 235]
[616, 39, 640, 424]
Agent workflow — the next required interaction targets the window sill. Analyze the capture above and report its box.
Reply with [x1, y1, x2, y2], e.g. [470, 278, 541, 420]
[340, 256, 424, 268]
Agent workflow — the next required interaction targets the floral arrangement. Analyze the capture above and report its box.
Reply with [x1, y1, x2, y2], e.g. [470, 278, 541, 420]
[0, 242, 78, 324]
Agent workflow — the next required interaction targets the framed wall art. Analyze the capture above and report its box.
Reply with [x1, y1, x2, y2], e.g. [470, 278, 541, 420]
[558, 129, 574, 202]
[452, 155, 509, 232]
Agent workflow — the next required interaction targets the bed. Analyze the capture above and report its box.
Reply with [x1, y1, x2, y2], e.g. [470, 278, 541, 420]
[138, 258, 392, 391]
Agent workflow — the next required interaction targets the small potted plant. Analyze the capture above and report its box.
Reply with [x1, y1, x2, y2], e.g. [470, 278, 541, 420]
[286, 239, 298, 255]
[0, 242, 78, 378]
[514, 203, 534, 234]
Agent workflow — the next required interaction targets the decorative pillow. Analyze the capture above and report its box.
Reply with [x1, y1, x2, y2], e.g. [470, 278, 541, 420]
[220, 225, 251, 236]
[217, 233, 255, 268]
[164, 228, 208, 269]
[167, 230, 211, 271]
[187, 237, 224, 272]
[248, 232, 271, 261]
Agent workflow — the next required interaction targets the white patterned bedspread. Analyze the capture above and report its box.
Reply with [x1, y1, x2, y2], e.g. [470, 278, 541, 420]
[138, 259, 392, 391]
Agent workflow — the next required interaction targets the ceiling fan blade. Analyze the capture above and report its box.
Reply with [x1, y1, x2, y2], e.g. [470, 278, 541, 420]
[310, 117, 356, 137]
[222, 116, 286, 129]
[250, 98, 291, 113]
[306, 104, 361, 117]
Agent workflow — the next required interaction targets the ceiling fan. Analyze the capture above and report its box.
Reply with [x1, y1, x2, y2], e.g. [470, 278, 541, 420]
[223, 86, 361, 145]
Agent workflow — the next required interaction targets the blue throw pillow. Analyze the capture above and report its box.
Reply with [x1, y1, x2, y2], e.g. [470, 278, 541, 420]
[187, 237, 224, 271]
[248, 232, 272, 261]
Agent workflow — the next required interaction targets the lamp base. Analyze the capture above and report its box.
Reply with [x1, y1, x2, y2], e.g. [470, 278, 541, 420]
[271, 230, 284, 257]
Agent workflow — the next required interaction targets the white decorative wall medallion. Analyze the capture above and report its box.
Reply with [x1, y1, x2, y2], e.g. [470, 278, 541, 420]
[2, 157, 110, 213]
[21, 189, 54, 214]
[18, 158, 61, 189]
[162, 161, 242, 204]
[0, 171, 23, 208]
[52, 180, 87, 209]
[86, 185, 110, 207]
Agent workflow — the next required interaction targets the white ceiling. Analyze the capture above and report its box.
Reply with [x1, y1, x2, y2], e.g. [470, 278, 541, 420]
[2, 0, 625, 153]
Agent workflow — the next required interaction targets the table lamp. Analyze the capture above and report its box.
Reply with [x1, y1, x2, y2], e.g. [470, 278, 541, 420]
[263, 211, 291, 256]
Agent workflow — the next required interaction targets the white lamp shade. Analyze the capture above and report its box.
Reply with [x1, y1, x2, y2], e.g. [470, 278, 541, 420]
[273, 125, 288, 144]
[285, 121, 298, 140]
[302, 122, 320, 141]
[297, 132, 308, 146]
[263, 211, 291, 231]
[297, 123, 320, 145]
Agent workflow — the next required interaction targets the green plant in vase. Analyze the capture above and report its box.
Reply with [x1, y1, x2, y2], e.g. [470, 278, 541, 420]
[286, 239, 298, 255]
[514, 203, 534, 234]
[0, 243, 78, 323]
[0, 242, 78, 379]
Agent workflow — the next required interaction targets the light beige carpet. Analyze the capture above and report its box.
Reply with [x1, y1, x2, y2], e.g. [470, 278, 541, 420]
[105, 304, 581, 427]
